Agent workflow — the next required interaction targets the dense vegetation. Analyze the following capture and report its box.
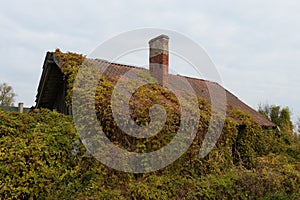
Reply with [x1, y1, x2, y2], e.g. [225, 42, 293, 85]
[0, 107, 299, 199]
[1, 50, 299, 199]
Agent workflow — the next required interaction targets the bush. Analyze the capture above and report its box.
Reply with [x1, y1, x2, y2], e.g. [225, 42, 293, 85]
[0, 109, 85, 199]
[0, 103, 299, 198]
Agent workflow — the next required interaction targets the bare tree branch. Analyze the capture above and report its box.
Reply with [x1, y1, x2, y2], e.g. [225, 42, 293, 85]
[0, 82, 17, 106]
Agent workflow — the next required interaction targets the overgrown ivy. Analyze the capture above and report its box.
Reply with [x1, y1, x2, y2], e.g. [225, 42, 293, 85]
[53, 49, 85, 106]
[1, 50, 299, 199]
[0, 107, 299, 199]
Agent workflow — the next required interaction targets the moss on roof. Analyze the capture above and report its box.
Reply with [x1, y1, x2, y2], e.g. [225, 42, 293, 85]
[48, 50, 274, 127]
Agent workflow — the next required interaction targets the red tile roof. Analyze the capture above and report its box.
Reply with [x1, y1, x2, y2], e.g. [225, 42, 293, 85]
[87, 57, 274, 127]
[36, 52, 275, 127]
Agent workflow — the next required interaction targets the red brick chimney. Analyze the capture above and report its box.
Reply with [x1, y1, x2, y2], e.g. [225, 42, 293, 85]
[149, 34, 169, 87]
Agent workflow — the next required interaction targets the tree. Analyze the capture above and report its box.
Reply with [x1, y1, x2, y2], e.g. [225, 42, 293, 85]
[258, 104, 294, 142]
[0, 82, 16, 106]
[259, 104, 292, 127]
[296, 118, 300, 135]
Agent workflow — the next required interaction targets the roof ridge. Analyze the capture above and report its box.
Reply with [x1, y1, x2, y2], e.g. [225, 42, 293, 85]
[175, 74, 220, 86]
[91, 58, 141, 69]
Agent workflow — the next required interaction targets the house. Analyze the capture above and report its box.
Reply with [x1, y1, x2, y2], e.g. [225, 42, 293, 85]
[35, 35, 275, 128]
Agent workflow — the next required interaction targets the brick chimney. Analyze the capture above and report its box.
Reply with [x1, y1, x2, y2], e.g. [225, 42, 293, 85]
[149, 34, 169, 87]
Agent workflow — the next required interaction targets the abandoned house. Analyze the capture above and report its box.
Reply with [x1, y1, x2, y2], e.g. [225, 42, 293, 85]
[35, 34, 275, 128]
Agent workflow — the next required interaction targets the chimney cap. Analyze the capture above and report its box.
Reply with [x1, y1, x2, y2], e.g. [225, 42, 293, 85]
[149, 34, 169, 44]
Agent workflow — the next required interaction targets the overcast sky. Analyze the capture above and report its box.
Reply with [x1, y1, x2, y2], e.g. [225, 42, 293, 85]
[1, 0, 299, 122]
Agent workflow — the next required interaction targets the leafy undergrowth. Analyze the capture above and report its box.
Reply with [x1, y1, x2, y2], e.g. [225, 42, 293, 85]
[1, 49, 299, 199]
[0, 108, 299, 199]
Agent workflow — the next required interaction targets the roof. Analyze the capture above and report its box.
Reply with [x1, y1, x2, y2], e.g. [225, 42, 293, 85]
[36, 52, 65, 111]
[35, 51, 275, 127]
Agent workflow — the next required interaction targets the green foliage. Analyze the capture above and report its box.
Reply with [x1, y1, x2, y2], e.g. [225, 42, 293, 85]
[2, 51, 300, 199]
[0, 109, 85, 199]
[1, 104, 299, 199]
[53, 49, 85, 106]
[259, 104, 293, 137]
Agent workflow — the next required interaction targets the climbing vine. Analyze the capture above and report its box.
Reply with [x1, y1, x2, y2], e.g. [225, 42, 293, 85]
[53, 49, 85, 105]
[2, 50, 296, 199]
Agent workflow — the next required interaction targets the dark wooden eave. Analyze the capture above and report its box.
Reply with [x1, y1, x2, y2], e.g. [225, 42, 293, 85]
[35, 52, 66, 113]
